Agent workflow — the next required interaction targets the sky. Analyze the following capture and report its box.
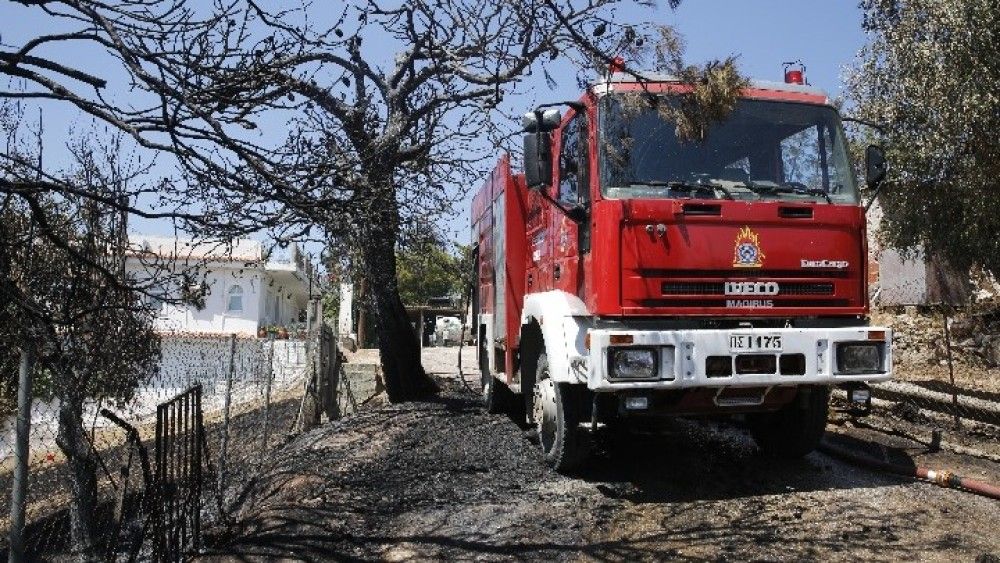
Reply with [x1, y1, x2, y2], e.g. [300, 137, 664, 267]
[0, 0, 869, 250]
[669, 1, 865, 99]
[445, 0, 869, 242]
[528, 1, 866, 102]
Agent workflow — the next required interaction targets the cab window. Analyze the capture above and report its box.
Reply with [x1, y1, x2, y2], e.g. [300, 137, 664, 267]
[559, 113, 589, 204]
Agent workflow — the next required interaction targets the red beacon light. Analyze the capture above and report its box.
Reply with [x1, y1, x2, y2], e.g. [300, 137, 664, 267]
[783, 60, 807, 85]
[609, 56, 626, 74]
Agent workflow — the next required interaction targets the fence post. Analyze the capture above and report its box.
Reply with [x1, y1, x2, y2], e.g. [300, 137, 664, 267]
[322, 326, 341, 420]
[941, 306, 961, 430]
[217, 333, 236, 514]
[8, 348, 35, 563]
[261, 335, 275, 466]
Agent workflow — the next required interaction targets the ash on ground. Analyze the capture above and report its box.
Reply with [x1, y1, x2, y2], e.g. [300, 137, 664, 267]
[201, 346, 1000, 561]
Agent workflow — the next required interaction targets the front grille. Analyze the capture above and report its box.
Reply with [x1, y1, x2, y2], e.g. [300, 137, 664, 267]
[705, 353, 807, 377]
[661, 282, 726, 295]
[780, 354, 807, 375]
[643, 268, 851, 279]
[661, 282, 834, 296]
[706, 356, 733, 377]
[780, 283, 836, 295]
[641, 299, 852, 308]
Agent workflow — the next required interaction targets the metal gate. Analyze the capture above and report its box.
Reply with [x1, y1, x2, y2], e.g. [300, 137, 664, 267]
[155, 384, 205, 560]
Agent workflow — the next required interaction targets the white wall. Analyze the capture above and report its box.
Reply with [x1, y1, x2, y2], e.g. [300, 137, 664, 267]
[877, 247, 928, 305]
[338, 282, 353, 335]
[125, 235, 312, 335]
[261, 283, 303, 327]
[154, 335, 307, 404]
[128, 264, 266, 335]
[262, 265, 311, 328]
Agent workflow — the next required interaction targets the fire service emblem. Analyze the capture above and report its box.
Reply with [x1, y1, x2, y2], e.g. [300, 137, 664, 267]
[732, 226, 765, 268]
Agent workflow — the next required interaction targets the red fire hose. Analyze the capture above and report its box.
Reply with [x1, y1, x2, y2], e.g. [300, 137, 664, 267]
[819, 440, 1000, 500]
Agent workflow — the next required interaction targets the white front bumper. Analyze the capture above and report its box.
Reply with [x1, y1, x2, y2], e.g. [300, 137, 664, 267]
[586, 326, 891, 391]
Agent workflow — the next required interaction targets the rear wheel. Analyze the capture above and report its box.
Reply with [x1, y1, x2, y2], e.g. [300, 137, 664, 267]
[481, 343, 508, 414]
[749, 385, 830, 458]
[533, 354, 589, 473]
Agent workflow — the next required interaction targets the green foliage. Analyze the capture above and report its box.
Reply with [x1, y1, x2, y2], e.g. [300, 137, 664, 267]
[849, 0, 1000, 273]
[0, 359, 56, 420]
[651, 30, 750, 142]
[396, 241, 466, 306]
[321, 290, 339, 322]
[0, 198, 161, 407]
[454, 243, 475, 300]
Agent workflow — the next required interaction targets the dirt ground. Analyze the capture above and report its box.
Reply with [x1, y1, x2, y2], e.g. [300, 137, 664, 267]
[202, 346, 1000, 562]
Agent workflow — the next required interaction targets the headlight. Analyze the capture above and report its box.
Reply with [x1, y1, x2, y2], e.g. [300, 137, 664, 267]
[836, 342, 883, 374]
[611, 348, 658, 379]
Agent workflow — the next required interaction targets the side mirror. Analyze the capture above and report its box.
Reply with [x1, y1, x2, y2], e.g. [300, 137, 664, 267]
[865, 145, 887, 189]
[522, 108, 562, 190]
[521, 109, 562, 133]
[523, 131, 552, 190]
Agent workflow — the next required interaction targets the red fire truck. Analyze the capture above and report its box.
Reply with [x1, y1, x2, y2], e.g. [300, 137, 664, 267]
[470, 66, 891, 472]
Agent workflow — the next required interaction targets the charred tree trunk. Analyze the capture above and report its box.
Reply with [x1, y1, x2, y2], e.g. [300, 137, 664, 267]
[357, 277, 369, 347]
[360, 180, 437, 402]
[56, 390, 99, 559]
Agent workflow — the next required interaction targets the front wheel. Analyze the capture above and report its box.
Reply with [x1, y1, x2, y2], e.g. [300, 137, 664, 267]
[533, 354, 589, 473]
[749, 385, 830, 458]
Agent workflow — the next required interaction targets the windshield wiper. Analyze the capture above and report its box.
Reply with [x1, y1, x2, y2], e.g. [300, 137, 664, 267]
[742, 181, 832, 204]
[779, 183, 832, 204]
[739, 180, 781, 197]
[667, 181, 734, 200]
[626, 180, 672, 187]
[623, 180, 734, 201]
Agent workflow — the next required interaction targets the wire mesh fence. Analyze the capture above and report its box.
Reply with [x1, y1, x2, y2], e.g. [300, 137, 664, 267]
[1, 327, 330, 560]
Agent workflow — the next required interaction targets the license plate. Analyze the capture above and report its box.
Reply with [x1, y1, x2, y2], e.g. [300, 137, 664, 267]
[729, 333, 783, 352]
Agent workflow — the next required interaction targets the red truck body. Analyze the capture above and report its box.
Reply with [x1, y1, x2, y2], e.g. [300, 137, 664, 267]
[471, 71, 891, 471]
[471, 155, 529, 379]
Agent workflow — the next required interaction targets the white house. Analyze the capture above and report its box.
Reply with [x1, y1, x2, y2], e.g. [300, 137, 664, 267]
[127, 235, 315, 336]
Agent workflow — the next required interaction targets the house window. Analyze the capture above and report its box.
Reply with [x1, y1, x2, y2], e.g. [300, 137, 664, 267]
[145, 282, 170, 318]
[227, 285, 244, 313]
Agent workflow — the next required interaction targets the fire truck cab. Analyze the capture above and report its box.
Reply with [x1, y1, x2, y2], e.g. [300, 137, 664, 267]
[470, 69, 892, 472]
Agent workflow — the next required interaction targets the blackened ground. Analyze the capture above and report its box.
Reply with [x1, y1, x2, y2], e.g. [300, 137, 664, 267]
[201, 347, 1000, 561]
[0, 395, 301, 560]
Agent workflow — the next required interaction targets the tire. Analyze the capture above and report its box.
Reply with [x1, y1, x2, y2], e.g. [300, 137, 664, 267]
[749, 385, 830, 458]
[481, 343, 508, 414]
[533, 354, 589, 473]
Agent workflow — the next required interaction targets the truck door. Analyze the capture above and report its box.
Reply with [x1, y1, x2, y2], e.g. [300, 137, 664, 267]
[552, 110, 590, 298]
[525, 167, 551, 295]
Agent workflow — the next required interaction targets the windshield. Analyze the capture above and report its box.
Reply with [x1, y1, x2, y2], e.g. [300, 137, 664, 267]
[599, 96, 859, 204]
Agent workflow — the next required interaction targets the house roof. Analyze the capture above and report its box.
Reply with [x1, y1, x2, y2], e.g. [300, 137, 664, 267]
[128, 235, 264, 263]
[128, 234, 318, 293]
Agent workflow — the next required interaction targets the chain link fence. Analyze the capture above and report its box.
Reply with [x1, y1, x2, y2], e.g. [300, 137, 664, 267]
[0, 325, 336, 560]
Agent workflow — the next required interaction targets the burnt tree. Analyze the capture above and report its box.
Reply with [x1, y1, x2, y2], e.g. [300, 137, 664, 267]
[0, 144, 160, 557]
[1, 0, 741, 405]
[193, 0, 675, 401]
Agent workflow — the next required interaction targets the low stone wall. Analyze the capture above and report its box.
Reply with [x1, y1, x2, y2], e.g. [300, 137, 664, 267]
[875, 309, 1000, 368]
[338, 362, 382, 416]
